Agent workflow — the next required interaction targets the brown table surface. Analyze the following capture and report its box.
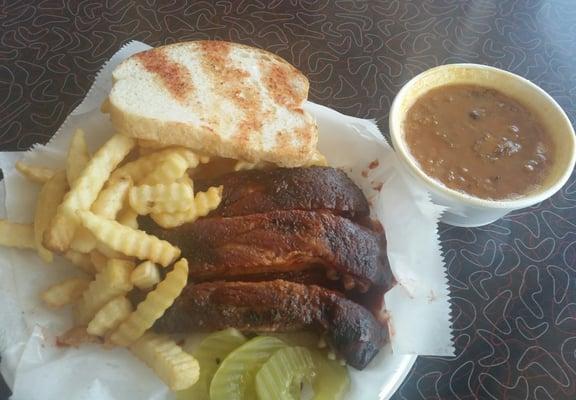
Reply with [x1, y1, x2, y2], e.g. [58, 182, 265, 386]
[2, 1, 576, 399]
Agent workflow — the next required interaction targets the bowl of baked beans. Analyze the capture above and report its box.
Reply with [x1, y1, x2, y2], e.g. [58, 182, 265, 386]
[390, 64, 575, 227]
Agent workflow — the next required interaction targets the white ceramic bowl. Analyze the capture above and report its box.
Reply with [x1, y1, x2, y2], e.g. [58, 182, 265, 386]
[389, 64, 576, 227]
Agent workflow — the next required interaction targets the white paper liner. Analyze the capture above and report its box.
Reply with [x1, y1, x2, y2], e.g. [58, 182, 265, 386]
[0, 41, 453, 400]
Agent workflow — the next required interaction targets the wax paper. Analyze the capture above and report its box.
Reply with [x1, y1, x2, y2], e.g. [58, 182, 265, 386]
[0, 41, 453, 400]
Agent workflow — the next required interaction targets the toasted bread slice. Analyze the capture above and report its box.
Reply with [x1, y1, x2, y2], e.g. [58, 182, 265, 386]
[106, 41, 318, 167]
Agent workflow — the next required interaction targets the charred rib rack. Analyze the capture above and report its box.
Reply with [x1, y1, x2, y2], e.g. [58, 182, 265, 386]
[140, 166, 394, 369]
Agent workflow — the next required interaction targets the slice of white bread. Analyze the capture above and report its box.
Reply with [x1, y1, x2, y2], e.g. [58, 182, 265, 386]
[106, 41, 318, 167]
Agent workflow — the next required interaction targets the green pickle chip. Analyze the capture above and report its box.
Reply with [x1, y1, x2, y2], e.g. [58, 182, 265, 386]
[176, 328, 247, 400]
[209, 336, 286, 400]
[255, 346, 315, 400]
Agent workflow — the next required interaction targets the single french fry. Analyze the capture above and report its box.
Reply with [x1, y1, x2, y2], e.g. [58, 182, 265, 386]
[110, 147, 200, 184]
[117, 207, 139, 230]
[34, 171, 68, 263]
[41, 277, 90, 308]
[139, 153, 189, 185]
[110, 259, 188, 347]
[92, 178, 132, 219]
[130, 332, 200, 391]
[69, 227, 97, 253]
[15, 161, 55, 183]
[173, 148, 203, 168]
[75, 258, 134, 325]
[87, 296, 133, 336]
[77, 210, 180, 267]
[70, 178, 132, 253]
[131, 261, 161, 290]
[66, 128, 91, 185]
[89, 250, 108, 273]
[177, 174, 194, 187]
[306, 150, 328, 167]
[129, 182, 194, 215]
[234, 160, 257, 171]
[150, 186, 222, 229]
[56, 326, 100, 347]
[109, 153, 161, 184]
[63, 250, 94, 273]
[44, 134, 135, 253]
[96, 242, 132, 260]
[233, 160, 271, 171]
[0, 220, 35, 249]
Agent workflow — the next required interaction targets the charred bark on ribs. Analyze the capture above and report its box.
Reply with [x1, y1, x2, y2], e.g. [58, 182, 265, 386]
[194, 166, 370, 219]
[154, 280, 388, 370]
[144, 209, 393, 292]
[139, 167, 394, 369]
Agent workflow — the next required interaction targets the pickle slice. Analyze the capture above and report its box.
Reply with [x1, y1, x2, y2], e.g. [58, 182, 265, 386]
[272, 332, 350, 399]
[310, 350, 350, 400]
[176, 328, 247, 400]
[255, 346, 315, 400]
[209, 336, 286, 400]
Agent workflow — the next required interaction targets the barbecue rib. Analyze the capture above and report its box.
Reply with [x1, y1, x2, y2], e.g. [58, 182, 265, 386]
[196, 268, 392, 314]
[194, 166, 370, 219]
[153, 280, 388, 369]
[142, 210, 392, 290]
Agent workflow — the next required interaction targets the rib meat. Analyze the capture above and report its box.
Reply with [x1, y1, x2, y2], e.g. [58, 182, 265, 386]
[153, 280, 388, 369]
[142, 210, 392, 289]
[194, 166, 370, 219]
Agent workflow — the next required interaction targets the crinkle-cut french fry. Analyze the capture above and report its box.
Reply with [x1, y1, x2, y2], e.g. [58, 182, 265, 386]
[15, 161, 55, 183]
[87, 296, 133, 336]
[110, 259, 188, 347]
[150, 186, 222, 229]
[71, 176, 131, 253]
[66, 128, 91, 185]
[139, 153, 189, 185]
[96, 242, 133, 260]
[131, 261, 161, 290]
[109, 152, 163, 183]
[110, 148, 200, 184]
[78, 210, 180, 267]
[92, 178, 132, 219]
[75, 258, 134, 325]
[34, 171, 67, 263]
[89, 250, 108, 273]
[44, 134, 135, 253]
[117, 207, 139, 230]
[233, 160, 257, 171]
[129, 182, 194, 215]
[63, 250, 94, 273]
[174, 148, 203, 168]
[41, 277, 90, 308]
[177, 174, 194, 187]
[0, 220, 35, 249]
[233, 160, 272, 171]
[306, 150, 328, 167]
[70, 227, 97, 253]
[56, 326, 100, 347]
[130, 332, 200, 391]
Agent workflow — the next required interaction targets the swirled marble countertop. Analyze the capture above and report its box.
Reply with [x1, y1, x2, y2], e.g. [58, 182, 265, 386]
[1, 1, 575, 399]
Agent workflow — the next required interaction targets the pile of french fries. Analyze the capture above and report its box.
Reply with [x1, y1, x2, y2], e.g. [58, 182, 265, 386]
[1, 129, 225, 391]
